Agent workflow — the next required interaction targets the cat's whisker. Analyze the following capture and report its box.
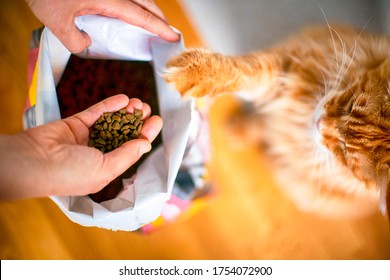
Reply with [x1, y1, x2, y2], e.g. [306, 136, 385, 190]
[334, 42, 349, 89]
[357, 17, 372, 40]
[319, 6, 343, 68]
[329, 26, 359, 91]
[165, 24, 389, 219]
[335, 36, 361, 97]
[343, 39, 358, 77]
[316, 64, 330, 101]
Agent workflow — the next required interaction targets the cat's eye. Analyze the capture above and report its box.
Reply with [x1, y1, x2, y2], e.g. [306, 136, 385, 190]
[338, 108, 350, 116]
[340, 102, 354, 116]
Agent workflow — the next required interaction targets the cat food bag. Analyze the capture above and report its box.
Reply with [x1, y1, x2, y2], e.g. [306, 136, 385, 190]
[23, 15, 212, 231]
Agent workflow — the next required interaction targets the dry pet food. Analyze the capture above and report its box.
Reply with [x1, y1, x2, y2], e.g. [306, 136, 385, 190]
[88, 108, 144, 153]
[56, 55, 161, 203]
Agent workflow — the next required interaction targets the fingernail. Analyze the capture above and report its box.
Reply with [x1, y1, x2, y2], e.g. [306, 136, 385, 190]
[164, 30, 180, 42]
[139, 143, 151, 155]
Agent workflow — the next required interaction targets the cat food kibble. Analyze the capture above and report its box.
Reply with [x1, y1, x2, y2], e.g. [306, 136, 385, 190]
[88, 108, 143, 153]
[56, 56, 160, 202]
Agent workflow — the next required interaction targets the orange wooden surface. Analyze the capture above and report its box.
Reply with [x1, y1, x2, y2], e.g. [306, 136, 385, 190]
[0, 0, 390, 260]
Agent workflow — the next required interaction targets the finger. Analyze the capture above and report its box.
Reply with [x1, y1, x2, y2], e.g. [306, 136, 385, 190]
[98, 115, 163, 183]
[56, 25, 92, 53]
[140, 115, 163, 142]
[73, 94, 130, 128]
[122, 99, 162, 141]
[100, 1, 180, 42]
[97, 138, 152, 185]
[130, 0, 167, 22]
[126, 98, 151, 119]
[68, 95, 160, 144]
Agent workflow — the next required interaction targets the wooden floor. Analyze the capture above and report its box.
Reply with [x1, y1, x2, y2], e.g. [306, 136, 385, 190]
[1, 0, 390, 260]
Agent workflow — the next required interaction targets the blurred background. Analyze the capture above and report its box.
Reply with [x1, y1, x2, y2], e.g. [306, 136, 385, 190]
[180, 0, 390, 54]
[1, 0, 390, 259]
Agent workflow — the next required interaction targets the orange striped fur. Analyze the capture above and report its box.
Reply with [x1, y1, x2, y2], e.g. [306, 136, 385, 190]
[165, 25, 390, 220]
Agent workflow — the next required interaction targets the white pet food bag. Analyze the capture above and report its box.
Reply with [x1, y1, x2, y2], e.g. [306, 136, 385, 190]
[24, 15, 195, 231]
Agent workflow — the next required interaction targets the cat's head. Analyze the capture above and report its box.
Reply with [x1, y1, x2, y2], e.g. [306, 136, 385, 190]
[315, 58, 390, 218]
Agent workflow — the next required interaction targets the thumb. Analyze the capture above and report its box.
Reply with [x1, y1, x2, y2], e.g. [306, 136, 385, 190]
[97, 139, 152, 185]
[58, 26, 92, 53]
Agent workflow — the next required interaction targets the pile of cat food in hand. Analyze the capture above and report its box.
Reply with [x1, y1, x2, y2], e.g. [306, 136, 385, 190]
[88, 108, 143, 153]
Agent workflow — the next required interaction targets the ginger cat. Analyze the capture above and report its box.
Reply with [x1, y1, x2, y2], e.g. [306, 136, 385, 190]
[164, 25, 390, 220]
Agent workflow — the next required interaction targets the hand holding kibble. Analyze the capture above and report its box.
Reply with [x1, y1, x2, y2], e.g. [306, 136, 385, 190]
[0, 95, 163, 200]
[88, 108, 144, 153]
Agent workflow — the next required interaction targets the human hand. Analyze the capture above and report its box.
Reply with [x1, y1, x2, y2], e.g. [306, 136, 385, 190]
[25, 0, 180, 53]
[0, 94, 162, 200]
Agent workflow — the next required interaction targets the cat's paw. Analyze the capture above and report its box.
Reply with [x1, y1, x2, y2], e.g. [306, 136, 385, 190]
[163, 48, 222, 98]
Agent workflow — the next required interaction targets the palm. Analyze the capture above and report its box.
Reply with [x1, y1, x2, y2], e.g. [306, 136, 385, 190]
[22, 95, 162, 197]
